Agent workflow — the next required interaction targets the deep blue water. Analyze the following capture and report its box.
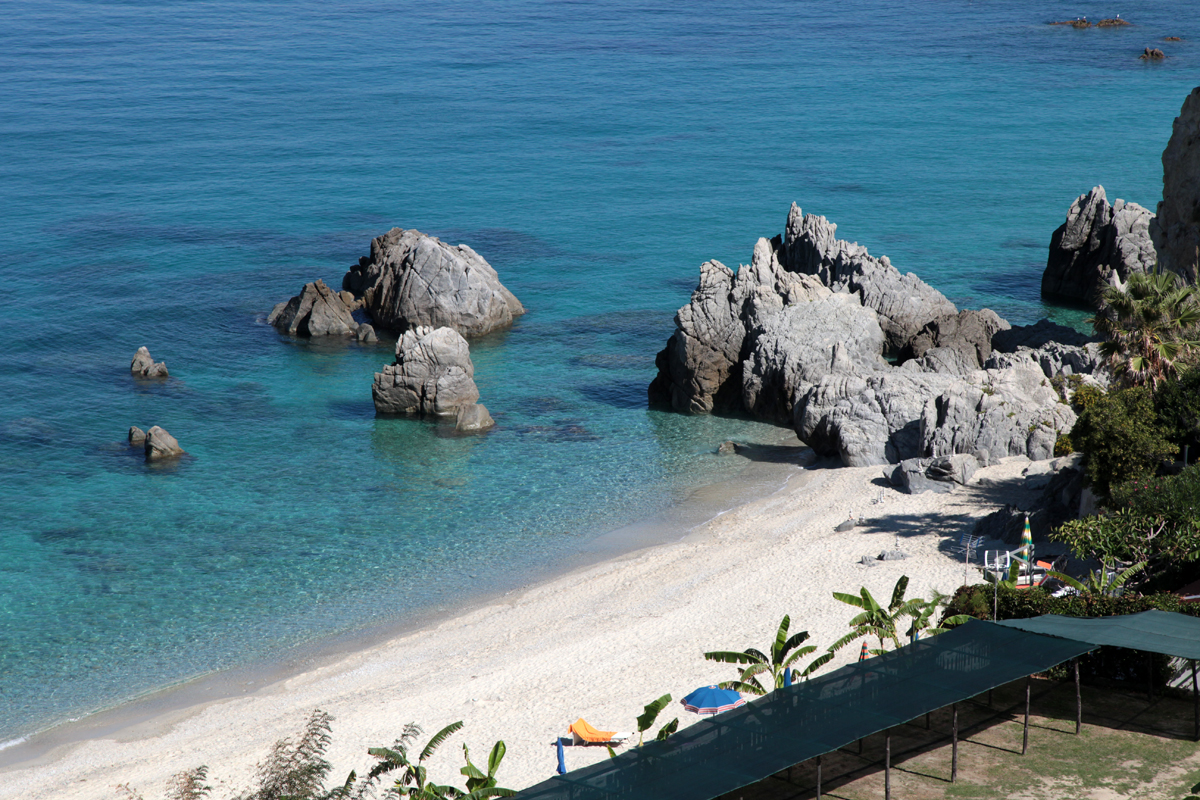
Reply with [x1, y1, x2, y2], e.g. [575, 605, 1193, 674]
[1, 0, 1197, 740]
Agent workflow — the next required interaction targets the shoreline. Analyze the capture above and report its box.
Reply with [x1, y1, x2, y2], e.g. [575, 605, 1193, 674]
[0, 450, 1044, 800]
[0, 429, 811, 771]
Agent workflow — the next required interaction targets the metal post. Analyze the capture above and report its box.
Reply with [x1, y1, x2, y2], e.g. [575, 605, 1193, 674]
[951, 703, 958, 782]
[1192, 660, 1198, 742]
[885, 729, 891, 800]
[1023, 676, 1031, 755]
[816, 754, 822, 799]
[1074, 659, 1082, 735]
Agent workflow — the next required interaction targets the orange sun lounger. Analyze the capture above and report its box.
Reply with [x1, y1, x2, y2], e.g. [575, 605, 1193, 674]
[568, 718, 630, 745]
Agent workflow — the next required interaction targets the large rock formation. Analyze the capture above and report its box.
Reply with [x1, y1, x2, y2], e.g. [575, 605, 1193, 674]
[344, 228, 524, 338]
[1041, 186, 1157, 305]
[372, 326, 481, 416]
[268, 279, 360, 337]
[650, 203, 1101, 468]
[130, 347, 168, 377]
[781, 204, 957, 351]
[1151, 86, 1200, 285]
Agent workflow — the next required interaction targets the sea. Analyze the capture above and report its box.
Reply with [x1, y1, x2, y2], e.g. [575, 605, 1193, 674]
[1, 0, 1197, 746]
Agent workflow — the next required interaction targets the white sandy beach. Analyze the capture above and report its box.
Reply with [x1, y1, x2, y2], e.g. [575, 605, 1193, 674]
[0, 454, 1044, 800]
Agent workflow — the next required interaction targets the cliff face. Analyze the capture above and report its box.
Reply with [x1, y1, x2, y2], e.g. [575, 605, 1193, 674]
[1151, 86, 1200, 285]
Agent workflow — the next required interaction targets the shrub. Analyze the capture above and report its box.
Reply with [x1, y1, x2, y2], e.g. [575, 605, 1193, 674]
[1111, 463, 1200, 523]
[1153, 366, 1200, 459]
[1070, 385, 1177, 499]
[1070, 383, 1105, 413]
[1054, 434, 1075, 457]
[1053, 508, 1200, 577]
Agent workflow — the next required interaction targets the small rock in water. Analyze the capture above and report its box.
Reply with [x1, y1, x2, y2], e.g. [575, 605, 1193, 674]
[144, 426, 184, 461]
[455, 403, 495, 433]
[717, 441, 737, 455]
[356, 323, 377, 343]
[130, 346, 168, 378]
[1139, 47, 1165, 60]
[128, 426, 146, 447]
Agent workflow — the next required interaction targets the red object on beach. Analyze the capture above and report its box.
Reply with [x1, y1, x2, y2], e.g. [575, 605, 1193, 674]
[859, 642, 869, 661]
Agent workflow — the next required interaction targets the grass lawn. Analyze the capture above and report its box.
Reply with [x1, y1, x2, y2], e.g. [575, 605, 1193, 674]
[723, 677, 1200, 800]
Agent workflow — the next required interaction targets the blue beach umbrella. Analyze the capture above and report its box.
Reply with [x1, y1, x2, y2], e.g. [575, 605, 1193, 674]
[682, 685, 747, 715]
[556, 737, 566, 775]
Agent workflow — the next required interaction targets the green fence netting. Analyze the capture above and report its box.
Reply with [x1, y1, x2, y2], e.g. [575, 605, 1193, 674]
[516, 620, 1094, 800]
[994, 610, 1200, 660]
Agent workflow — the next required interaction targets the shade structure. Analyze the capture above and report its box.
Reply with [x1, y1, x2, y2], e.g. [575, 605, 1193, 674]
[995, 610, 1200, 660]
[682, 686, 746, 715]
[515, 620, 1094, 800]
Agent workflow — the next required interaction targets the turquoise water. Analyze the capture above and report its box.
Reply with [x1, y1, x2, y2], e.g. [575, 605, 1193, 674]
[1, 0, 1197, 740]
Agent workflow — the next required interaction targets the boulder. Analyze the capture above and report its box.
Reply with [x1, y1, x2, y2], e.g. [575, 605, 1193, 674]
[1139, 48, 1166, 61]
[992, 318, 1093, 352]
[128, 426, 146, 446]
[130, 346, 168, 377]
[144, 426, 184, 461]
[455, 403, 495, 432]
[372, 326, 480, 416]
[1151, 86, 1200, 285]
[356, 323, 377, 343]
[717, 440, 737, 455]
[888, 454, 979, 495]
[897, 309, 1010, 371]
[344, 228, 524, 337]
[1042, 186, 1157, 306]
[268, 279, 359, 337]
[782, 203, 957, 351]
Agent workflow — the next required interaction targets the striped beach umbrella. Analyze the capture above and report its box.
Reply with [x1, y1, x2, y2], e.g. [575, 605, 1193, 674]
[859, 641, 869, 661]
[681, 686, 746, 715]
[1021, 515, 1034, 585]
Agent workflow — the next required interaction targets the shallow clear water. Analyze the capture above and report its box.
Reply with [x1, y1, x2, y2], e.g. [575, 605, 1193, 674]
[1, 0, 1197, 739]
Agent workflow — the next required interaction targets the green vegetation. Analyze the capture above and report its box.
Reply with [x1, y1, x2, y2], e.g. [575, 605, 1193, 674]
[634, 694, 677, 746]
[1068, 385, 1176, 499]
[1092, 269, 1200, 389]
[704, 614, 832, 694]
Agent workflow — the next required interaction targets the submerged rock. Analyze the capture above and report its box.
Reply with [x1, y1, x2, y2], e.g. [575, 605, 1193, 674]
[1151, 86, 1200, 285]
[144, 426, 184, 461]
[130, 346, 168, 377]
[268, 279, 359, 337]
[344, 228, 524, 338]
[1041, 186, 1157, 306]
[1139, 47, 1166, 61]
[372, 326, 481, 416]
[455, 402, 495, 433]
[128, 426, 146, 447]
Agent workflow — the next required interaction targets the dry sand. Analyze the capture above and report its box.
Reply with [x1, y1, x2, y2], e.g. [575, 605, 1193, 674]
[0, 454, 1043, 799]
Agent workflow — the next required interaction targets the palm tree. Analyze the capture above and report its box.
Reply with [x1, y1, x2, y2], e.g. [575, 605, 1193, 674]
[830, 576, 924, 656]
[704, 614, 833, 695]
[1093, 269, 1200, 388]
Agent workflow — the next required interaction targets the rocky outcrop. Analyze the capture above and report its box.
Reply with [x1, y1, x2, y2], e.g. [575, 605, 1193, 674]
[992, 318, 1093, 352]
[781, 204, 957, 351]
[344, 228, 524, 338]
[1151, 86, 1200, 285]
[144, 426, 184, 461]
[1042, 186, 1157, 305]
[985, 340, 1110, 388]
[269, 279, 359, 337]
[372, 326, 481, 416]
[128, 426, 147, 446]
[1139, 48, 1166, 61]
[896, 309, 1010, 372]
[455, 403, 495, 432]
[130, 347, 168, 377]
[889, 454, 980, 494]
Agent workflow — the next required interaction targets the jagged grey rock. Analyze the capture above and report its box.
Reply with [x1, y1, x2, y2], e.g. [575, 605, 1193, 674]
[1042, 186, 1157, 306]
[455, 403, 495, 432]
[144, 426, 184, 461]
[890, 458, 954, 494]
[985, 340, 1110, 388]
[782, 203, 957, 351]
[992, 319, 1093, 352]
[1151, 86, 1200, 285]
[268, 279, 359, 337]
[128, 426, 146, 447]
[741, 292, 886, 424]
[372, 326, 480, 416]
[130, 346, 168, 377]
[717, 440, 737, 455]
[344, 228, 524, 337]
[897, 309, 1010, 371]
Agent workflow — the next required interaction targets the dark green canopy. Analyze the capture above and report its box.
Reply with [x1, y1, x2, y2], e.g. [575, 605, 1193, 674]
[516, 620, 1094, 800]
[994, 610, 1200, 660]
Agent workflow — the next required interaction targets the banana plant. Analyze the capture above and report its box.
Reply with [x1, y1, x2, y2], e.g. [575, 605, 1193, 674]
[1049, 561, 1146, 597]
[635, 694, 678, 746]
[906, 590, 970, 640]
[458, 741, 515, 798]
[830, 576, 925, 656]
[363, 721, 465, 799]
[980, 560, 1021, 589]
[704, 615, 833, 695]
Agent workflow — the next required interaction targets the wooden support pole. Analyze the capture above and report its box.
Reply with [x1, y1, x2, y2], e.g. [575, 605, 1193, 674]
[925, 711, 931, 729]
[988, 688, 993, 706]
[816, 754, 822, 799]
[951, 703, 958, 783]
[1192, 660, 1198, 742]
[1148, 652, 1155, 700]
[1022, 676, 1031, 755]
[1080, 662, 1089, 734]
[858, 736, 863, 754]
[885, 729, 891, 800]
